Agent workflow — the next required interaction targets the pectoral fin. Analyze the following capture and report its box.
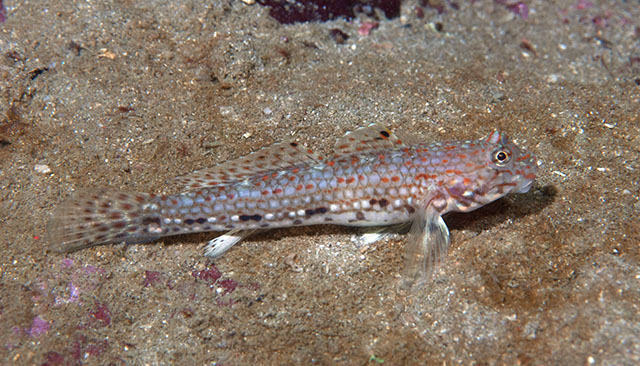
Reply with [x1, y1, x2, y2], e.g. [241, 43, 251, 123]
[402, 207, 450, 288]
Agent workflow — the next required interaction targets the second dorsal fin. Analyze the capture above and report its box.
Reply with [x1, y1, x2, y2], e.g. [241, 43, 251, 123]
[173, 140, 322, 190]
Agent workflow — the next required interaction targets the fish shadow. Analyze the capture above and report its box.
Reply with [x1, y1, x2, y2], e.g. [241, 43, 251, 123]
[445, 183, 556, 233]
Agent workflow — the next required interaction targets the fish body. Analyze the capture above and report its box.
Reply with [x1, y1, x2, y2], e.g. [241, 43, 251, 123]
[48, 124, 537, 285]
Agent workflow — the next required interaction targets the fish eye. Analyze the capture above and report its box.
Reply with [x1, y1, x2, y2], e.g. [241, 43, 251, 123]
[493, 149, 511, 166]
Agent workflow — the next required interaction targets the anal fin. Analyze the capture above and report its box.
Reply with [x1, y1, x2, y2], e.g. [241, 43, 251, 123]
[350, 223, 409, 249]
[204, 229, 264, 258]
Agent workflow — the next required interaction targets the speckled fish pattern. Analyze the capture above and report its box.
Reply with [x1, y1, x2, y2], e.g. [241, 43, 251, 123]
[48, 124, 537, 285]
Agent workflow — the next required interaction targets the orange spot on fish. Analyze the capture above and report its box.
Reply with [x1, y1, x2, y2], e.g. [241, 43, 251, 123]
[327, 161, 335, 167]
[337, 177, 345, 184]
[391, 176, 400, 182]
[305, 184, 314, 190]
[296, 184, 303, 191]
[516, 153, 531, 162]
[463, 177, 472, 185]
[273, 188, 283, 194]
[381, 177, 390, 183]
[261, 190, 270, 196]
[346, 177, 355, 184]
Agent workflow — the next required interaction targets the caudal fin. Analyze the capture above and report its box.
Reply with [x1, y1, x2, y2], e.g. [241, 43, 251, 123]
[47, 188, 163, 253]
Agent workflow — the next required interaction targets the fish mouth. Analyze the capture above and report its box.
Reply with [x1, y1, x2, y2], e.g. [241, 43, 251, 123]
[516, 179, 534, 193]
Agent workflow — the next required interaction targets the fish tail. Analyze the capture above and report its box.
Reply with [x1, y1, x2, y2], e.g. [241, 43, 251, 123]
[47, 188, 163, 253]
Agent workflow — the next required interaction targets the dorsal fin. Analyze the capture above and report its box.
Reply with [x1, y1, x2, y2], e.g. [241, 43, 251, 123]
[173, 140, 322, 190]
[333, 123, 420, 156]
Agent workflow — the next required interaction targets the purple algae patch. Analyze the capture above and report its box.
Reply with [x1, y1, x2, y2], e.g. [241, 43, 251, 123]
[82, 265, 103, 275]
[68, 282, 79, 302]
[61, 258, 74, 268]
[256, 0, 401, 24]
[0, 0, 5, 23]
[28, 316, 51, 338]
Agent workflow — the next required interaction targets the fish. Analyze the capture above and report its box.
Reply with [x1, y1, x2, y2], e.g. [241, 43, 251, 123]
[47, 124, 537, 286]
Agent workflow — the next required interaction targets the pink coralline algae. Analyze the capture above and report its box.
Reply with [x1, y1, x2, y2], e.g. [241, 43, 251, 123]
[358, 21, 379, 36]
[192, 264, 241, 301]
[575, 0, 593, 10]
[495, 0, 529, 19]
[143, 270, 163, 288]
[42, 351, 65, 366]
[256, 0, 401, 24]
[192, 266, 222, 285]
[89, 303, 111, 327]
[71, 334, 109, 361]
[217, 278, 238, 296]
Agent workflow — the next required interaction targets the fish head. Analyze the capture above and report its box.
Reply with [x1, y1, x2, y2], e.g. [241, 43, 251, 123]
[442, 131, 537, 213]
